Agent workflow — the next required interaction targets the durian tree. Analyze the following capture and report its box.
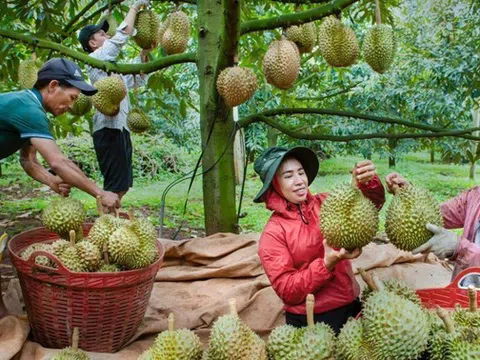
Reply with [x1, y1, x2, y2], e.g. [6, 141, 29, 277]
[1, 0, 480, 235]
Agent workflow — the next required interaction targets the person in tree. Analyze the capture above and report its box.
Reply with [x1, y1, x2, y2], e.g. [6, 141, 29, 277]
[78, 0, 153, 207]
[385, 172, 480, 286]
[0, 58, 120, 319]
[254, 147, 385, 334]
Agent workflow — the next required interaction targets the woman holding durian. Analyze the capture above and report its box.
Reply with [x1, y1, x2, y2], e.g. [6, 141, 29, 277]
[253, 146, 385, 334]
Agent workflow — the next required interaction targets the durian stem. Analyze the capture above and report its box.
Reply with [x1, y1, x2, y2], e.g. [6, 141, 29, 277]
[374, 0, 382, 25]
[468, 285, 477, 312]
[103, 244, 110, 265]
[358, 268, 378, 291]
[114, 208, 119, 218]
[71, 327, 80, 351]
[306, 294, 315, 327]
[436, 306, 455, 334]
[69, 230, 76, 246]
[96, 195, 104, 216]
[233, 54, 239, 66]
[228, 298, 238, 316]
[168, 313, 175, 331]
[128, 209, 135, 222]
[31, 52, 36, 61]
[371, 273, 385, 292]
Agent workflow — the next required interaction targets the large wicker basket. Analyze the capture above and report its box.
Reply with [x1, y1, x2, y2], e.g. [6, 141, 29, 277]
[8, 224, 164, 352]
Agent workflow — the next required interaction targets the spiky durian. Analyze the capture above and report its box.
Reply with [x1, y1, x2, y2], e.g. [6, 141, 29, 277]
[91, 75, 127, 116]
[18, 59, 40, 89]
[263, 39, 300, 90]
[70, 93, 92, 116]
[127, 108, 151, 133]
[50, 328, 90, 360]
[159, 11, 190, 55]
[21, 243, 53, 267]
[321, 183, 379, 250]
[42, 197, 86, 240]
[336, 318, 371, 360]
[286, 22, 317, 54]
[363, 24, 396, 74]
[134, 10, 161, 49]
[318, 16, 359, 67]
[385, 185, 444, 251]
[216, 66, 257, 107]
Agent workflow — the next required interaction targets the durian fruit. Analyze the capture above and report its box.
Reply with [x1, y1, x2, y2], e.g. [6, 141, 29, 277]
[263, 39, 300, 90]
[107, 224, 140, 268]
[42, 197, 86, 241]
[127, 108, 151, 133]
[335, 318, 371, 360]
[291, 294, 335, 359]
[91, 75, 127, 116]
[318, 16, 360, 67]
[76, 239, 101, 272]
[286, 22, 317, 54]
[134, 10, 161, 49]
[21, 243, 53, 267]
[127, 212, 159, 269]
[50, 327, 90, 360]
[320, 183, 379, 250]
[70, 93, 92, 116]
[216, 66, 257, 107]
[88, 198, 126, 252]
[149, 313, 203, 360]
[18, 54, 41, 89]
[159, 11, 190, 55]
[385, 184, 444, 251]
[57, 230, 87, 272]
[362, 274, 430, 360]
[267, 295, 335, 360]
[267, 324, 300, 360]
[363, 24, 396, 74]
[429, 306, 480, 360]
[203, 298, 267, 360]
[100, 13, 118, 37]
[451, 286, 480, 344]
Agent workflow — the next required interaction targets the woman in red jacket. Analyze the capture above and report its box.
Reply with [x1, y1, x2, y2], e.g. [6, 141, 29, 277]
[254, 146, 385, 334]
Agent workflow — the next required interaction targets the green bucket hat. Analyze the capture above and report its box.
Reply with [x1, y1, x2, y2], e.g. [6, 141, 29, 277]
[253, 146, 319, 203]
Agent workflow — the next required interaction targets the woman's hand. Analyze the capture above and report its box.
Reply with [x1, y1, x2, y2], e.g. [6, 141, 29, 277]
[385, 172, 409, 194]
[351, 160, 376, 185]
[323, 239, 362, 271]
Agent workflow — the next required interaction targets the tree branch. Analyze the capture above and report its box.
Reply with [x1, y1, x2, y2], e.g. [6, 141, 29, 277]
[243, 115, 480, 141]
[0, 28, 196, 73]
[267, 0, 331, 3]
[296, 82, 361, 101]
[241, 0, 358, 35]
[238, 107, 480, 140]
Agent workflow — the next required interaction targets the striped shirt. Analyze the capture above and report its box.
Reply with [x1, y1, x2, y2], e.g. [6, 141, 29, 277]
[86, 21, 148, 133]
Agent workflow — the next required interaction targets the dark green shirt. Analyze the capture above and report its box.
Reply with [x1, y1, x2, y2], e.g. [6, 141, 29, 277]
[0, 88, 54, 160]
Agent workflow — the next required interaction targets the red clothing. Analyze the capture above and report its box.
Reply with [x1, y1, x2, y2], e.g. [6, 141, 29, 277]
[258, 176, 385, 315]
[440, 186, 480, 279]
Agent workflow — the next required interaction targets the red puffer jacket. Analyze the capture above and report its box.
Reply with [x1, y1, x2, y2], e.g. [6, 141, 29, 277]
[258, 176, 385, 315]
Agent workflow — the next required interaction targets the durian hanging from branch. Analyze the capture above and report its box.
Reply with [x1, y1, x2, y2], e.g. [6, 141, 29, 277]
[263, 36, 300, 90]
[285, 5, 317, 54]
[158, 5, 190, 55]
[70, 93, 92, 116]
[318, 14, 360, 68]
[18, 51, 42, 89]
[99, 1, 118, 37]
[127, 75, 152, 133]
[134, 4, 161, 50]
[363, 0, 397, 74]
[216, 55, 258, 107]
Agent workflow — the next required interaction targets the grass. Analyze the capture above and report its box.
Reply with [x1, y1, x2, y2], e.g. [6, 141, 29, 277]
[1, 152, 479, 235]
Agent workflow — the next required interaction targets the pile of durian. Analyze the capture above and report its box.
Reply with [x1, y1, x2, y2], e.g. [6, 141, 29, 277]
[50, 327, 90, 360]
[20, 196, 159, 273]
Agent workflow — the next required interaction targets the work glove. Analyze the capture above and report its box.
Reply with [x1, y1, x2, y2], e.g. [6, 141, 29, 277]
[412, 223, 459, 259]
[130, 0, 150, 10]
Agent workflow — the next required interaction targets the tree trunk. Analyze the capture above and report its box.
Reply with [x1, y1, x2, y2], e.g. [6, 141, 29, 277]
[388, 138, 397, 168]
[430, 142, 435, 163]
[469, 104, 480, 180]
[198, 0, 239, 235]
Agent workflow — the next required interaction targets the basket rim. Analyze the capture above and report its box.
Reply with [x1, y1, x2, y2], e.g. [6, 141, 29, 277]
[8, 225, 165, 277]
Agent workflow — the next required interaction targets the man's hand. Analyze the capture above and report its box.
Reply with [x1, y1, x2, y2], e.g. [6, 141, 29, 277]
[323, 239, 362, 271]
[351, 160, 377, 185]
[101, 191, 121, 213]
[385, 172, 410, 194]
[131, 0, 150, 10]
[412, 223, 459, 259]
[50, 176, 72, 197]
